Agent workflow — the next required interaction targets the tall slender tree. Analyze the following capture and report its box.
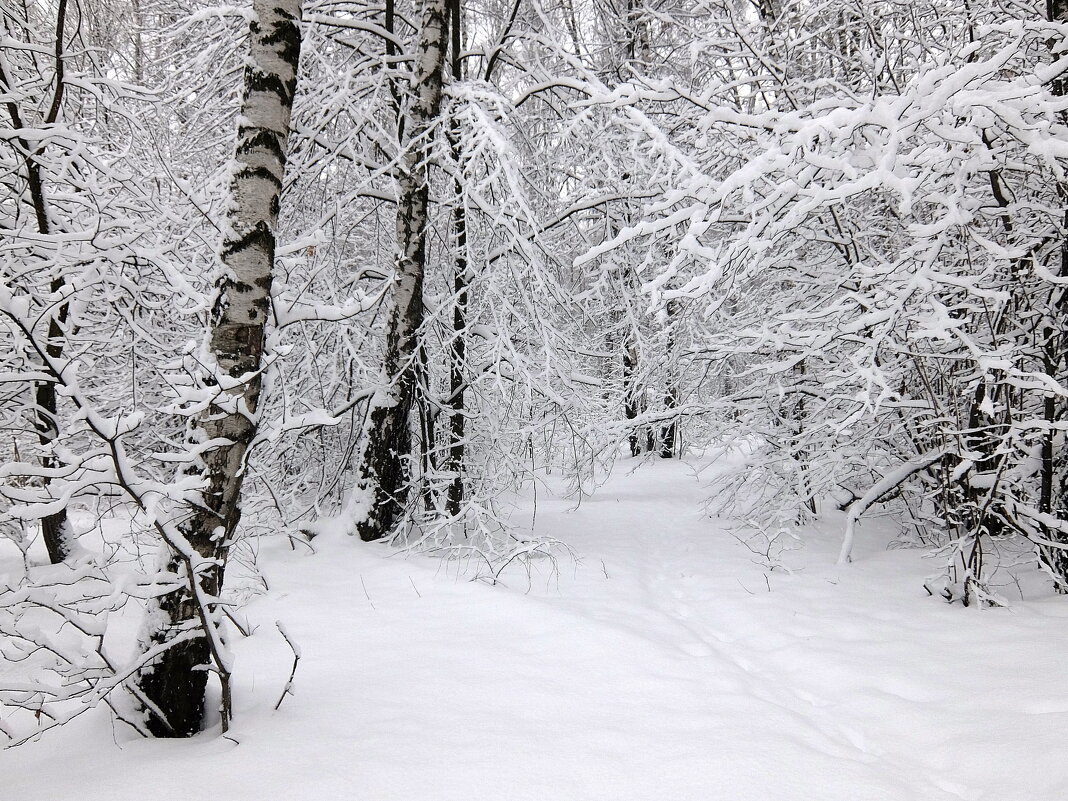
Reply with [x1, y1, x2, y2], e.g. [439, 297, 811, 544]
[138, 0, 304, 736]
[1037, 0, 1068, 585]
[1, 0, 77, 564]
[354, 0, 449, 541]
[443, 0, 469, 517]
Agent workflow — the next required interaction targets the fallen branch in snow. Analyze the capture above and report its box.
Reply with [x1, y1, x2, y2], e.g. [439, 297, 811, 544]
[839, 449, 949, 565]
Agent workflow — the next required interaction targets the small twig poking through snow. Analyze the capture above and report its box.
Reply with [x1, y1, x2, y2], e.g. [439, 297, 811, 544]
[274, 622, 301, 711]
[409, 576, 421, 598]
[360, 575, 376, 610]
[222, 607, 252, 637]
[1010, 574, 1025, 601]
[727, 522, 794, 573]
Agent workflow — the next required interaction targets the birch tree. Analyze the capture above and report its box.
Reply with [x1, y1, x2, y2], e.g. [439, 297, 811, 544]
[353, 0, 449, 541]
[137, 0, 304, 736]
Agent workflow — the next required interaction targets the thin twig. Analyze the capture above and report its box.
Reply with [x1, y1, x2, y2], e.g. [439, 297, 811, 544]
[274, 621, 301, 711]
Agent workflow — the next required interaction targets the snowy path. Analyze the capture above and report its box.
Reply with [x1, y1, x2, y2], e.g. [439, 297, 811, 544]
[6, 459, 1067, 800]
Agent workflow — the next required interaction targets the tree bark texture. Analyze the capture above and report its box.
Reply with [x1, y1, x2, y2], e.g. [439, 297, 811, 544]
[139, 0, 302, 736]
[623, 339, 644, 457]
[355, 0, 449, 541]
[444, 0, 468, 517]
[658, 298, 679, 459]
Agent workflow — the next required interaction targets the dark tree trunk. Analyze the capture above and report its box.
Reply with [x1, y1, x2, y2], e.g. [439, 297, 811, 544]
[0, 0, 76, 564]
[659, 299, 679, 459]
[659, 388, 678, 458]
[444, 0, 468, 518]
[1036, 0, 1068, 586]
[139, 0, 303, 736]
[623, 339, 643, 456]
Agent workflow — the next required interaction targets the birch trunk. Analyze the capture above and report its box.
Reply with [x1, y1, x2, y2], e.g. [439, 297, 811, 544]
[138, 0, 302, 736]
[355, 0, 449, 541]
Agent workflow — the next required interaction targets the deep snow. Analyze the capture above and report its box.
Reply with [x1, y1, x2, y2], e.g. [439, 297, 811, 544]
[4, 457, 1066, 800]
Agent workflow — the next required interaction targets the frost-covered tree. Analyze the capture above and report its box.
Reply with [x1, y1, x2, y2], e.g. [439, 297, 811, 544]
[584, 0, 1068, 599]
[1, 0, 79, 564]
[137, 0, 304, 736]
[352, 0, 449, 541]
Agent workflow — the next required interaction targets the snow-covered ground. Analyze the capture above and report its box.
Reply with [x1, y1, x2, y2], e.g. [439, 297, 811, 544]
[5, 457, 1067, 800]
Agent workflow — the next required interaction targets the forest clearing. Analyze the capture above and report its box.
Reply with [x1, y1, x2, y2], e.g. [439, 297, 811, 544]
[6, 457, 1066, 800]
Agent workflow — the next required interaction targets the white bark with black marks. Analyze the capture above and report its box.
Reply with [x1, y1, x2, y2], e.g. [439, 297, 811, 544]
[355, 0, 449, 541]
[138, 0, 303, 737]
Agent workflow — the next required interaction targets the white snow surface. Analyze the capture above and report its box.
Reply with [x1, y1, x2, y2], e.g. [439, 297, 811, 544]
[5, 457, 1067, 800]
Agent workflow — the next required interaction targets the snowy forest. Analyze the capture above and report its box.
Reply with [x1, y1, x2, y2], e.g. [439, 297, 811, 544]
[3, 0, 1068, 796]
